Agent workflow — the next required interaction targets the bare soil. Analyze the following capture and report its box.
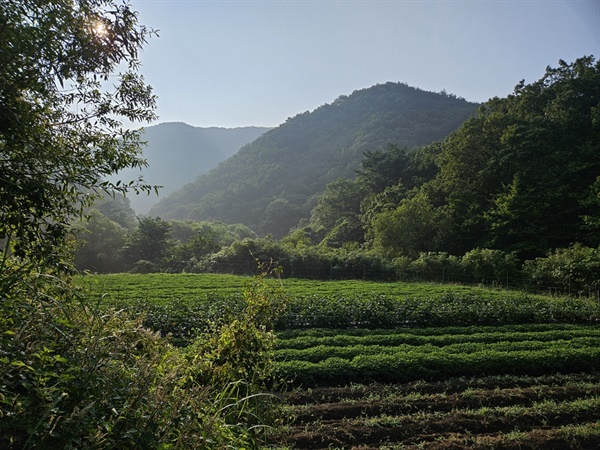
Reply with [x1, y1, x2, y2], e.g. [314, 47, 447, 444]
[268, 373, 600, 449]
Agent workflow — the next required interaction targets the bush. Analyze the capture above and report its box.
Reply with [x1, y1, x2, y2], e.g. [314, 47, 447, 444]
[523, 244, 600, 294]
[130, 259, 159, 274]
[460, 248, 520, 284]
[408, 252, 463, 282]
[200, 237, 395, 280]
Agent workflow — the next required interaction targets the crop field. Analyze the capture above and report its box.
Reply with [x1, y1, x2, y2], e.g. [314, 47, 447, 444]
[274, 324, 600, 384]
[76, 273, 600, 338]
[269, 325, 600, 449]
[269, 372, 600, 449]
[78, 273, 600, 449]
[76, 273, 529, 304]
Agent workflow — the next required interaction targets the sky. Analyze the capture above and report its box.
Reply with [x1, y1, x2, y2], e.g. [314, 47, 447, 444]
[129, 0, 600, 129]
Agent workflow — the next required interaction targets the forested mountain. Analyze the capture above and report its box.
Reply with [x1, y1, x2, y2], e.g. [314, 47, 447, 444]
[114, 123, 270, 213]
[77, 57, 600, 277]
[359, 57, 600, 260]
[150, 83, 478, 236]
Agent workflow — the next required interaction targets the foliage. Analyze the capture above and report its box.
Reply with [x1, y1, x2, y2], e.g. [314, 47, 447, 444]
[186, 263, 288, 387]
[166, 220, 257, 272]
[312, 56, 600, 260]
[200, 237, 395, 280]
[523, 244, 600, 294]
[77, 273, 600, 340]
[0, 0, 157, 289]
[424, 56, 600, 258]
[73, 209, 129, 273]
[0, 2, 280, 448]
[0, 278, 279, 449]
[72, 216, 258, 274]
[93, 191, 138, 230]
[460, 247, 521, 283]
[278, 292, 600, 330]
[370, 190, 446, 258]
[123, 216, 172, 268]
[309, 178, 364, 244]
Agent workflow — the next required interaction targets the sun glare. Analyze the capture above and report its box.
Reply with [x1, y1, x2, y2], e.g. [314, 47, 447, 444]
[91, 20, 109, 39]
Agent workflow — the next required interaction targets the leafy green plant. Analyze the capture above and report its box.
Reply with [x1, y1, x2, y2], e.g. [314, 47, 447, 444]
[186, 261, 288, 387]
[523, 244, 600, 294]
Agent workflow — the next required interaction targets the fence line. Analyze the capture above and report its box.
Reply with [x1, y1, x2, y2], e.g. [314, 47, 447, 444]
[187, 261, 600, 300]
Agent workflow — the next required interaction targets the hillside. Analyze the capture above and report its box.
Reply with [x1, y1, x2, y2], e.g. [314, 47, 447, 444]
[150, 83, 478, 236]
[114, 123, 270, 213]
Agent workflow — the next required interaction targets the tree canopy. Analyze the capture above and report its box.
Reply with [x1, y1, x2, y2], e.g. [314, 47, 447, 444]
[0, 0, 156, 287]
[365, 57, 600, 259]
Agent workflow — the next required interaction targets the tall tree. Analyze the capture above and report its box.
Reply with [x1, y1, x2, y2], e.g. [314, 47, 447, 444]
[309, 178, 364, 244]
[371, 190, 445, 258]
[356, 144, 410, 194]
[0, 0, 157, 291]
[124, 216, 172, 266]
[73, 209, 128, 273]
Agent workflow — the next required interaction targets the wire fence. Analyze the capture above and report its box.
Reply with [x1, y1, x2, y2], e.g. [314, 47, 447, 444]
[195, 261, 600, 300]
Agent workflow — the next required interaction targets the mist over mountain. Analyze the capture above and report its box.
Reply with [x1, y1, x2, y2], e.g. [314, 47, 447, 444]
[115, 123, 270, 213]
[149, 83, 479, 236]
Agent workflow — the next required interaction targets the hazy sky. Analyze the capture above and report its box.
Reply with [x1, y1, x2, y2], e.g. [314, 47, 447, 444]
[130, 0, 600, 128]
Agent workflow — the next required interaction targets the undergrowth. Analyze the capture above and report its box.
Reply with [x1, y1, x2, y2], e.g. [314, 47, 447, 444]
[0, 262, 286, 449]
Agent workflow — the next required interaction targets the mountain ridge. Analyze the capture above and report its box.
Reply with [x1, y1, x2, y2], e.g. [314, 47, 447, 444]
[115, 122, 271, 213]
[150, 82, 479, 235]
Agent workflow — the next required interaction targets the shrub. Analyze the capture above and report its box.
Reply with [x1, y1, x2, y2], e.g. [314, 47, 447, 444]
[408, 252, 463, 282]
[523, 244, 600, 294]
[460, 248, 520, 284]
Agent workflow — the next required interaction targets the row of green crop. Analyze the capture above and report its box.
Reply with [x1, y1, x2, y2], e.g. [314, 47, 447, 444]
[275, 325, 600, 351]
[80, 290, 600, 342]
[280, 293, 600, 328]
[77, 273, 523, 304]
[76, 273, 248, 303]
[275, 336, 600, 363]
[276, 322, 592, 339]
[273, 345, 600, 386]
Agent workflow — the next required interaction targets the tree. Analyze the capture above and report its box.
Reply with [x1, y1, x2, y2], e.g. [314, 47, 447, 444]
[73, 209, 128, 273]
[371, 190, 445, 258]
[261, 197, 305, 239]
[93, 191, 138, 230]
[309, 178, 364, 244]
[356, 144, 409, 194]
[0, 0, 157, 290]
[1, 5, 280, 448]
[416, 56, 600, 258]
[124, 216, 172, 268]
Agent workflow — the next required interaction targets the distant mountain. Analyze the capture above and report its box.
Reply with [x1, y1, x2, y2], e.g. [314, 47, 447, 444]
[149, 83, 479, 236]
[114, 123, 270, 213]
